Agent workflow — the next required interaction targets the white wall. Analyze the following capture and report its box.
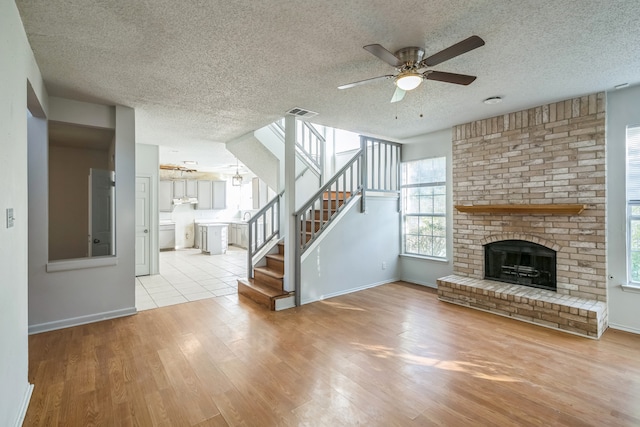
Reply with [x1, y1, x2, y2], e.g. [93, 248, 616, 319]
[0, 3, 47, 425]
[136, 143, 160, 274]
[300, 196, 400, 304]
[606, 84, 640, 333]
[254, 123, 320, 207]
[28, 100, 136, 333]
[399, 128, 454, 287]
[227, 130, 279, 191]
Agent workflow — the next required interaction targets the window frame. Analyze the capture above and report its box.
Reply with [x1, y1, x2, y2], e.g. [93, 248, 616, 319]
[400, 157, 448, 260]
[626, 125, 640, 285]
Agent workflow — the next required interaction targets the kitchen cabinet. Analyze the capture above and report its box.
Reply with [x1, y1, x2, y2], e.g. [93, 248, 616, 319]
[186, 179, 197, 198]
[159, 222, 175, 250]
[159, 181, 173, 212]
[173, 180, 186, 199]
[212, 181, 226, 209]
[228, 223, 248, 248]
[196, 180, 212, 209]
[201, 224, 228, 255]
[228, 223, 236, 245]
[195, 180, 226, 210]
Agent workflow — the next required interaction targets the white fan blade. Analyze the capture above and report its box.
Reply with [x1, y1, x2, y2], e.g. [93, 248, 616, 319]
[390, 87, 406, 103]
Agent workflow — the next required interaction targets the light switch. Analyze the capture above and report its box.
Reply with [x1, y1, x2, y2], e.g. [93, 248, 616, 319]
[6, 208, 14, 228]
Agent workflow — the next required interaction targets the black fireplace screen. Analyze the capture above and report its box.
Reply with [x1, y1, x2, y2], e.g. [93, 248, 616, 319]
[484, 240, 556, 291]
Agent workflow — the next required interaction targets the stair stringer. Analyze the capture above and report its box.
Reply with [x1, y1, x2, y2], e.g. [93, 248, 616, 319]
[299, 194, 401, 305]
[226, 131, 279, 190]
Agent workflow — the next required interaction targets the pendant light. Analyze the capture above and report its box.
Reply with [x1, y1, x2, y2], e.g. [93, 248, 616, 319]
[232, 158, 243, 186]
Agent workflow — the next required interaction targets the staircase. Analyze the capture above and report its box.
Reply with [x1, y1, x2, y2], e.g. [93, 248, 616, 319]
[301, 191, 350, 244]
[237, 191, 349, 310]
[236, 126, 399, 311]
[237, 242, 290, 310]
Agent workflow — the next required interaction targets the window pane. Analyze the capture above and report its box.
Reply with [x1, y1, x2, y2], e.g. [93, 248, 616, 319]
[631, 251, 640, 282]
[401, 156, 447, 258]
[627, 126, 640, 283]
[433, 194, 446, 214]
[432, 237, 446, 258]
[432, 216, 446, 237]
[405, 216, 420, 234]
[419, 195, 433, 214]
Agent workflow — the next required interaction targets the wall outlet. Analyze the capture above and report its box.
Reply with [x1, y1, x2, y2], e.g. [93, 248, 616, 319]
[382, 261, 387, 270]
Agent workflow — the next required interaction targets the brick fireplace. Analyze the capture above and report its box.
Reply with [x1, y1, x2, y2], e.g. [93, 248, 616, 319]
[437, 93, 608, 338]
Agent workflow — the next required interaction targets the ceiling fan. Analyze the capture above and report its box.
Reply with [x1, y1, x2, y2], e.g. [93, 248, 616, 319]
[338, 35, 485, 103]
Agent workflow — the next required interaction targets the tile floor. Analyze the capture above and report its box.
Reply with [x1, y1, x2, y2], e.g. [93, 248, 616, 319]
[135, 246, 246, 311]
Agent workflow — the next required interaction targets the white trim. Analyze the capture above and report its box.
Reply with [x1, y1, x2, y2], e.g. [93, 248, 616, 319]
[46, 256, 118, 272]
[401, 278, 437, 289]
[399, 253, 449, 263]
[300, 278, 400, 305]
[28, 307, 136, 334]
[608, 322, 640, 335]
[274, 295, 296, 311]
[14, 383, 34, 427]
[620, 283, 640, 294]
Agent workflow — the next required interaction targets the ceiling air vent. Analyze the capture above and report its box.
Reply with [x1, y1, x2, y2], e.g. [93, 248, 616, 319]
[285, 107, 318, 118]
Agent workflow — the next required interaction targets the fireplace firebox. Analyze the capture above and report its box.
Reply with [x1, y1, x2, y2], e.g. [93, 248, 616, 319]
[484, 240, 556, 291]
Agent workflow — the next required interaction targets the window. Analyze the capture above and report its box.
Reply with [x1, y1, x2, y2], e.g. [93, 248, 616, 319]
[401, 157, 447, 258]
[627, 126, 640, 283]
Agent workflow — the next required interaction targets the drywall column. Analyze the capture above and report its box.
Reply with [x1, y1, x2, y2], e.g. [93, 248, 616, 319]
[283, 114, 296, 293]
[2, 3, 48, 425]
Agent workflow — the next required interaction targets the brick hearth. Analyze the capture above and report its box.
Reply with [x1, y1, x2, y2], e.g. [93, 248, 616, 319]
[437, 275, 607, 338]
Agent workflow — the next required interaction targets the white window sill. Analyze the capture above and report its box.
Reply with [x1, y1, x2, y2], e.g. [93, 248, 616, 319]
[46, 256, 118, 272]
[620, 283, 640, 294]
[400, 253, 449, 263]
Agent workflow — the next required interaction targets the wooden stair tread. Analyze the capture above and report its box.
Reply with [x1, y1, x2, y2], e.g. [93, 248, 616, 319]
[237, 278, 288, 298]
[253, 266, 284, 279]
[266, 253, 284, 262]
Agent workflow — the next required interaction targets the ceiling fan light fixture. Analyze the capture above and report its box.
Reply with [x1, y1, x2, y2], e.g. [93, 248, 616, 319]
[395, 72, 423, 91]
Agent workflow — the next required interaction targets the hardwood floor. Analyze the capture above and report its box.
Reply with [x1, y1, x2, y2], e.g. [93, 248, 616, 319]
[25, 282, 640, 426]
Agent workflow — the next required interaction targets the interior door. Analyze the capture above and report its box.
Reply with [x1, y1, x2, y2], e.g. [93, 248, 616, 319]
[135, 176, 151, 276]
[88, 168, 114, 257]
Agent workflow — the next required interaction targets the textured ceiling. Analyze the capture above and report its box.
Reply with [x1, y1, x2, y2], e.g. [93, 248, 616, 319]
[16, 0, 640, 168]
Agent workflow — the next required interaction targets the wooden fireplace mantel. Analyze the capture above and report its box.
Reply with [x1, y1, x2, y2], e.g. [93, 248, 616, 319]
[454, 204, 587, 215]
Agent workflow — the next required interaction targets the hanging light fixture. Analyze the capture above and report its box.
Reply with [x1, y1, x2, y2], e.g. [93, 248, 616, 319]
[232, 158, 243, 186]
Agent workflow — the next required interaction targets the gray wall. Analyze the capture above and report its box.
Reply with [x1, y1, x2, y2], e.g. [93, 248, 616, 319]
[301, 195, 400, 304]
[399, 128, 454, 287]
[28, 99, 136, 333]
[0, 2, 48, 425]
[606, 84, 640, 333]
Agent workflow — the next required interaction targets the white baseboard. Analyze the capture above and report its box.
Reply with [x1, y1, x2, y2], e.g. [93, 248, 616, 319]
[301, 277, 400, 305]
[401, 278, 437, 289]
[14, 383, 33, 427]
[28, 307, 137, 334]
[608, 322, 640, 335]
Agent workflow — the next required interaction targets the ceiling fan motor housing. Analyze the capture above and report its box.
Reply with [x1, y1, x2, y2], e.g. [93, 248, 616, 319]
[394, 46, 425, 68]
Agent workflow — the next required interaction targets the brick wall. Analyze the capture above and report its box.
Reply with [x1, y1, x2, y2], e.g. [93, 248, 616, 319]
[452, 93, 606, 302]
